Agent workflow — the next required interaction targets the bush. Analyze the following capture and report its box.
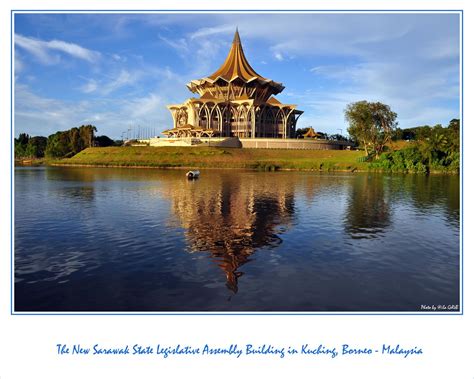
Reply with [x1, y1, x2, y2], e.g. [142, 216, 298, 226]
[369, 144, 456, 174]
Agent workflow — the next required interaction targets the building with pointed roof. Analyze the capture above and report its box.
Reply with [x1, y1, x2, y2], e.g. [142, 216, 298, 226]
[303, 127, 320, 139]
[165, 29, 303, 139]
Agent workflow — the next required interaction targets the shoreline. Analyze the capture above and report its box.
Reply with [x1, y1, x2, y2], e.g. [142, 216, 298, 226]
[45, 162, 457, 175]
[48, 162, 361, 173]
[16, 147, 458, 175]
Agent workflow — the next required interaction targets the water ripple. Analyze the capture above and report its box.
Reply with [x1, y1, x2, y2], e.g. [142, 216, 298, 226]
[14, 168, 460, 311]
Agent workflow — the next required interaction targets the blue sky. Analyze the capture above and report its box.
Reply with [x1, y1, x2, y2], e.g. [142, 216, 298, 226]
[14, 12, 460, 139]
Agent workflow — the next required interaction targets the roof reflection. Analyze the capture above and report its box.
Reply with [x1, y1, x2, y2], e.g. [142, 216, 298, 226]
[163, 173, 295, 293]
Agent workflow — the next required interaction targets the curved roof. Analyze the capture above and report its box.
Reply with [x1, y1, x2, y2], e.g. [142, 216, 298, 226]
[208, 29, 265, 82]
[187, 29, 284, 94]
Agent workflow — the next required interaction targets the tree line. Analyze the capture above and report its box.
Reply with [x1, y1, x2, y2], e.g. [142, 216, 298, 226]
[15, 125, 117, 159]
[370, 119, 460, 173]
[344, 100, 459, 173]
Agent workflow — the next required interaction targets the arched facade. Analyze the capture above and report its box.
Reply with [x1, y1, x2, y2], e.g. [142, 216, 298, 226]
[165, 29, 303, 139]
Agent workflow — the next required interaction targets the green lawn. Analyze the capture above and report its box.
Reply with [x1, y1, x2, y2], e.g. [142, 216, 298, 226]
[55, 146, 369, 171]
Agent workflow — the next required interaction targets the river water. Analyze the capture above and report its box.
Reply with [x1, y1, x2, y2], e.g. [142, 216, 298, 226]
[14, 167, 460, 312]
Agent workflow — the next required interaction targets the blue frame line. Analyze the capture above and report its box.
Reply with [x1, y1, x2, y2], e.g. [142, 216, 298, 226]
[10, 10, 14, 315]
[10, 9, 464, 12]
[9, 9, 464, 317]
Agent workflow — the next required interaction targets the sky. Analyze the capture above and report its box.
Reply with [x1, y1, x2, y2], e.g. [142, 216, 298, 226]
[14, 12, 460, 139]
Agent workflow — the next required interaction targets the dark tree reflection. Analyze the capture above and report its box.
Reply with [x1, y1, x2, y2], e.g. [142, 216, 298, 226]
[344, 174, 392, 239]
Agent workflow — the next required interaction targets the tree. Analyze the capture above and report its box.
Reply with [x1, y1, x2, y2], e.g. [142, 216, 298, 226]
[45, 131, 71, 158]
[447, 119, 460, 152]
[392, 127, 404, 141]
[17, 133, 30, 145]
[402, 129, 416, 141]
[420, 126, 448, 167]
[15, 134, 49, 159]
[295, 127, 309, 139]
[79, 125, 97, 148]
[370, 102, 398, 158]
[69, 127, 84, 154]
[17, 125, 108, 159]
[345, 101, 373, 156]
[372, 120, 460, 173]
[345, 101, 397, 158]
[95, 135, 115, 147]
[328, 134, 349, 142]
[420, 122, 459, 171]
[44, 125, 98, 158]
[14, 133, 30, 158]
[25, 136, 47, 158]
[414, 125, 432, 141]
[448, 118, 460, 131]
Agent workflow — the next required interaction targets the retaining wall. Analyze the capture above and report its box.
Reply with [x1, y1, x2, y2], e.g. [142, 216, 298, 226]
[240, 138, 352, 150]
[150, 137, 242, 148]
[149, 137, 351, 150]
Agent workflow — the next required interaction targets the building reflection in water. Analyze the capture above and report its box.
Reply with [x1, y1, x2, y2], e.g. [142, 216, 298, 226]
[162, 172, 296, 293]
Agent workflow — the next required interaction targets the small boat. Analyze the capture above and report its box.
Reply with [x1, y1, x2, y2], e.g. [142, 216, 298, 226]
[186, 170, 200, 179]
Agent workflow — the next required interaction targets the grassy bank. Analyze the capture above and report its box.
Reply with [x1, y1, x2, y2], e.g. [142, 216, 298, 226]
[54, 146, 369, 171]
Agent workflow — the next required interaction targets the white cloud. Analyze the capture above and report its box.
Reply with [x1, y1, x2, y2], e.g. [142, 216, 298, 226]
[15, 34, 100, 64]
[307, 60, 459, 107]
[80, 79, 98, 94]
[197, 14, 459, 70]
[47, 39, 99, 62]
[15, 53, 24, 73]
[420, 38, 460, 60]
[79, 70, 143, 96]
[126, 93, 163, 119]
[160, 34, 228, 78]
[155, 23, 244, 78]
[15, 83, 92, 135]
[101, 70, 136, 95]
[111, 53, 126, 62]
[189, 24, 235, 40]
[159, 35, 189, 55]
[15, 83, 172, 139]
[274, 52, 284, 61]
[285, 72, 459, 134]
[15, 35, 54, 64]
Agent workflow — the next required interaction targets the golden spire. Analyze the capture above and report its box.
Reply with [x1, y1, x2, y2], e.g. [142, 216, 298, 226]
[233, 27, 241, 44]
[186, 28, 285, 96]
[208, 28, 264, 82]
